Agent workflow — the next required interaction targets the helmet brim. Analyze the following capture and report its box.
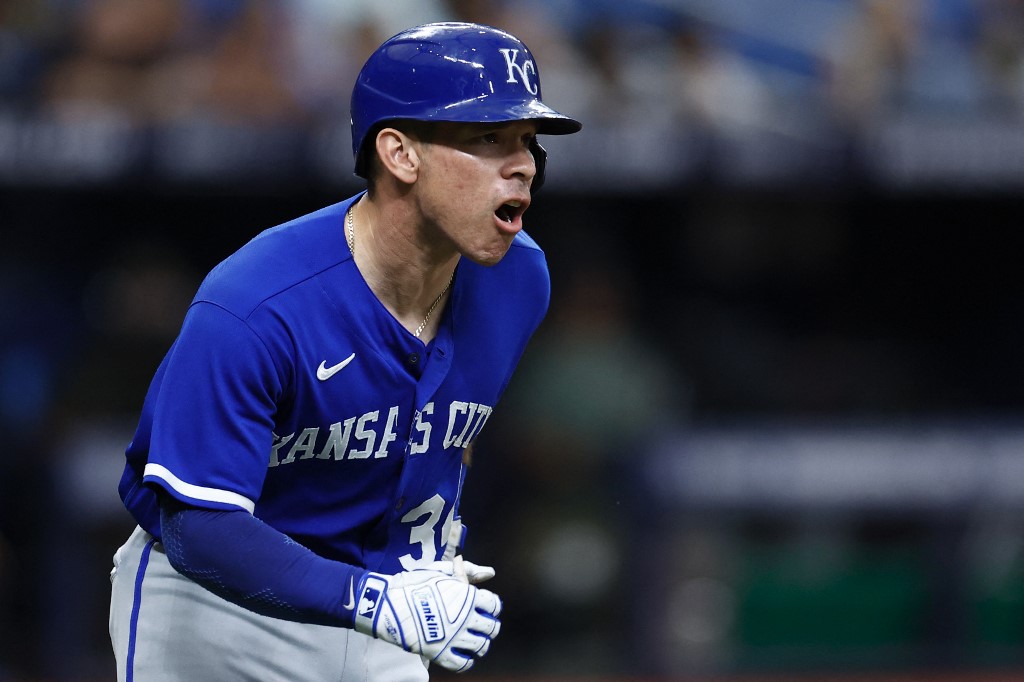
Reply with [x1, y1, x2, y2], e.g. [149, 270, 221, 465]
[431, 97, 582, 135]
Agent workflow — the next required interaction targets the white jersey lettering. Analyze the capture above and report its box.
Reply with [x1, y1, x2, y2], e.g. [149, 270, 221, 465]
[348, 410, 379, 459]
[443, 401, 470, 448]
[463, 404, 493, 446]
[443, 401, 495, 449]
[284, 427, 320, 463]
[268, 432, 295, 468]
[374, 406, 400, 459]
[398, 494, 446, 570]
[316, 418, 355, 460]
[453, 402, 479, 448]
[268, 399, 495, 467]
[409, 402, 434, 455]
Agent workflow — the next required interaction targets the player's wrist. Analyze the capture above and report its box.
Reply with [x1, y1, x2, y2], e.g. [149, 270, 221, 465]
[334, 565, 368, 630]
[351, 572, 391, 640]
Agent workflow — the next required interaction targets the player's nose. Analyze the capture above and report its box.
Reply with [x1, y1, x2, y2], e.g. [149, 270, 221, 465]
[504, 143, 536, 186]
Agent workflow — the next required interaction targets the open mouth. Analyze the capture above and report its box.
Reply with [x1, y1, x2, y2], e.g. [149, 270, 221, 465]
[495, 200, 525, 224]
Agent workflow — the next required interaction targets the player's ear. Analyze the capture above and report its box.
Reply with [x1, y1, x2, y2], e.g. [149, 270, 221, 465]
[375, 128, 421, 184]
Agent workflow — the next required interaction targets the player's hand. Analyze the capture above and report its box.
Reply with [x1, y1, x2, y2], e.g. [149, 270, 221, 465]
[418, 557, 495, 584]
[352, 568, 502, 672]
[452, 556, 495, 585]
[441, 519, 495, 584]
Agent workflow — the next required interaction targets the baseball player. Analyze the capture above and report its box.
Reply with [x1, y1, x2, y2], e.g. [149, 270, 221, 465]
[108, 22, 581, 681]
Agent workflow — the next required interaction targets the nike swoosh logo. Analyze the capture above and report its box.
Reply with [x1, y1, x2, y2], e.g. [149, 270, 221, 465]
[317, 352, 356, 381]
[343, 576, 355, 610]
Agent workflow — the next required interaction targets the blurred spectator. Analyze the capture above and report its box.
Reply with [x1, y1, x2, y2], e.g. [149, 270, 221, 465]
[0, 0, 1020, 136]
[180, 0, 304, 124]
[0, 0, 62, 105]
[975, 0, 1024, 113]
[39, 0, 307, 125]
[825, 0, 986, 126]
[665, 15, 774, 134]
[825, 0, 922, 127]
[283, 0, 450, 119]
[39, 0, 189, 122]
[911, 0, 984, 110]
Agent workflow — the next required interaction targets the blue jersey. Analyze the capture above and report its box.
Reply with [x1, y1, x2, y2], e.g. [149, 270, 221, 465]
[118, 193, 549, 574]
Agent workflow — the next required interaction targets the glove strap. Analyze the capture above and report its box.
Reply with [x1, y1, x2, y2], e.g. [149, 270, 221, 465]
[354, 574, 391, 638]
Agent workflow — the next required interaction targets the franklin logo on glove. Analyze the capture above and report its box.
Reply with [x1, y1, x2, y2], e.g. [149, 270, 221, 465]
[413, 588, 445, 642]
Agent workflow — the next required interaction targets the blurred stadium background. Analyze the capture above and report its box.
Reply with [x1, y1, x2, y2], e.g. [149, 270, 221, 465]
[4, 0, 1024, 679]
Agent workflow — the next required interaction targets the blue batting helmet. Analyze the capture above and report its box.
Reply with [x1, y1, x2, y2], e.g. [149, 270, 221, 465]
[350, 22, 582, 188]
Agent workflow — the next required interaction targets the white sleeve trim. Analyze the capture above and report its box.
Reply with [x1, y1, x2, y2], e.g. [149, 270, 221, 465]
[144, 463, 256, 514]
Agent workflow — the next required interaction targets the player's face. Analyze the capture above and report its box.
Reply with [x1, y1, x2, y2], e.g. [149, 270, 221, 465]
[416, 120, 540, 266]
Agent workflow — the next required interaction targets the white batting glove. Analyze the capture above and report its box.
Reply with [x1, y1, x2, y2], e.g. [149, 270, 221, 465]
[452, 556, 496, 584]
[353, 569, 502, 673]
[442, 519, 496, 585]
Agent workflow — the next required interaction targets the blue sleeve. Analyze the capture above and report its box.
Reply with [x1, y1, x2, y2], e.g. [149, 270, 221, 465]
[160, 497, 365, 628]
[144, 302, 286, 513]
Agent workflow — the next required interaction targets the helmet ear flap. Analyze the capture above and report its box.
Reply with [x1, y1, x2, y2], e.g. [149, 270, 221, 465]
[530, 138, 547, 192]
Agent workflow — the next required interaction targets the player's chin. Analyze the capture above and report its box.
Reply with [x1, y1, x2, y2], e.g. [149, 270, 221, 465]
[466, 237, 515, 267]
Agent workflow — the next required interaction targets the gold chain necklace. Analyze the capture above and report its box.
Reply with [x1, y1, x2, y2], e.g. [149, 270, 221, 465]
[348, 207, 454, 339]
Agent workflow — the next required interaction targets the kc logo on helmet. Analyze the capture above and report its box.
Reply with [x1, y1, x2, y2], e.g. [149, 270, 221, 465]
[498, 48, 538, 95]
